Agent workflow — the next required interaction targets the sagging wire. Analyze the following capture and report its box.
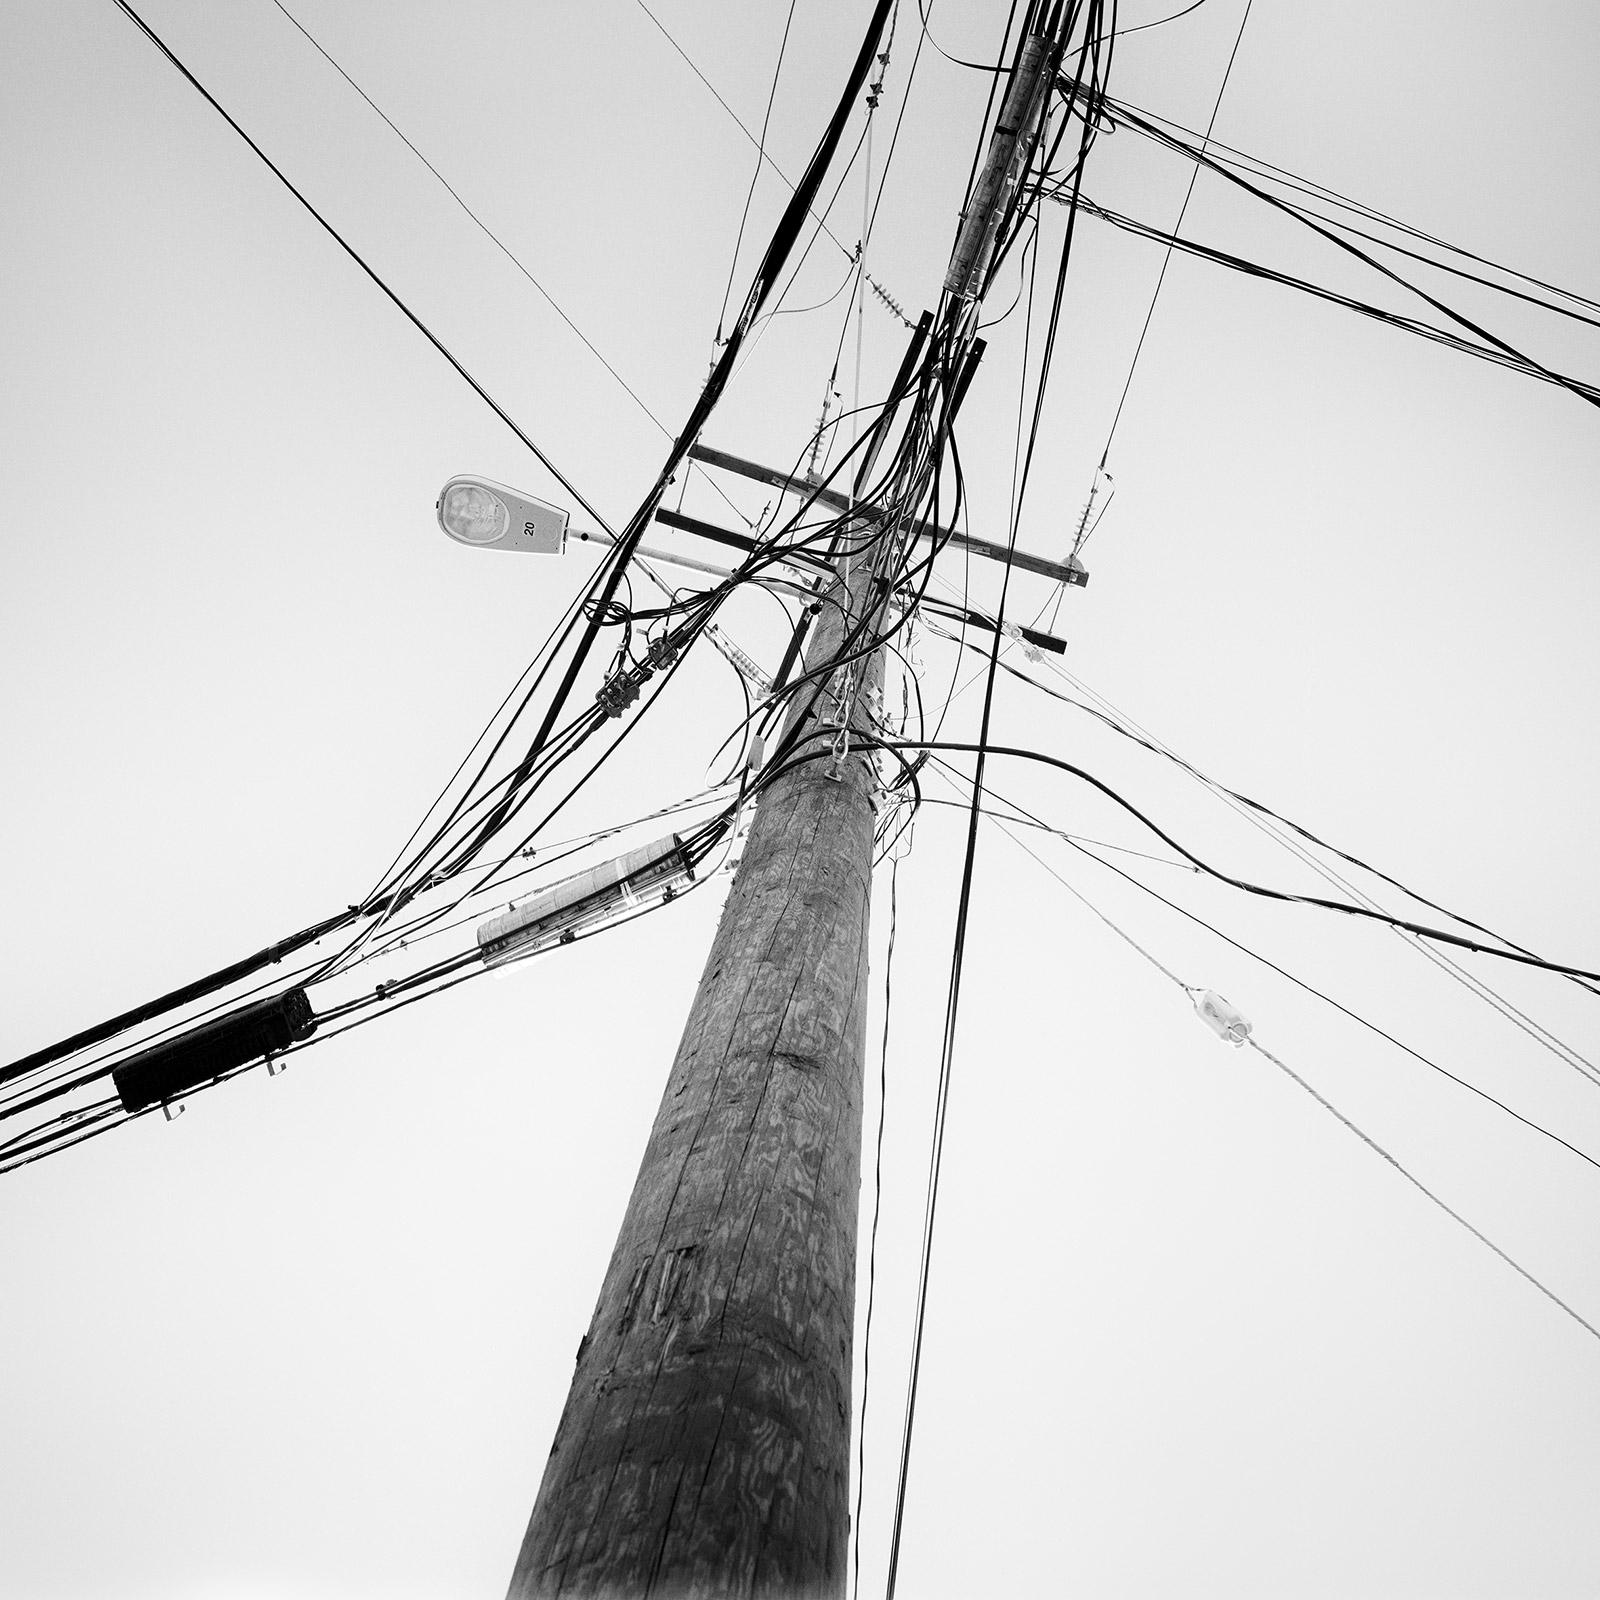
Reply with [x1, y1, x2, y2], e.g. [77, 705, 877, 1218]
[921, 752, 1600, 1177]
[0, 798, 750, 1178]
[1032, 655, 1600, 1081]
[918, 608, 1600, 1079]
[21, 0, 900, 1097]
[1100, 93, 1600, 322]
[6, 268, 985, 1171]
[1057, 91, 1600, 409]
[923, 752, 1600, 1346]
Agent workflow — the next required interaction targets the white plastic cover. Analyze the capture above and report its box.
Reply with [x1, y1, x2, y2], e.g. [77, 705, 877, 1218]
[1192, 988, 1252, 1047]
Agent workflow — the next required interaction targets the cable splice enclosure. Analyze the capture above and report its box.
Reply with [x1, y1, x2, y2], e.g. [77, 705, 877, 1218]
[112, 989, 316, 1113]
[476, 835, 695, 968]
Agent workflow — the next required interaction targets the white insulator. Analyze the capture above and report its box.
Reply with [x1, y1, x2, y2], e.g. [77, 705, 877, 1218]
[1191, 989, 1252, 1047]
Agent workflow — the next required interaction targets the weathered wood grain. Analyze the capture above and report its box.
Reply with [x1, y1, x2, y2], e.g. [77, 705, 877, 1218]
[507, 568, 883, 1599]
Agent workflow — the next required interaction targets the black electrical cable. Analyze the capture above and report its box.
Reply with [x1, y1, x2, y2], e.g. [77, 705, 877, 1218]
[851, 737, 1600, 983]
[1096, 0, 1208, 40]
[1101, 93, 1600, 317]
[1095, 93, 1600, 412]
[0, 907, 354, 1086]
[929, 625, 1593, 996]
[267, 0, 702, 452]
[926, 754, 1600, 1176]
[110, 0, 615, 534]
[714, 0, 799, 343]
[629, 0, 858, 268]
[30, 52, 960, 1158]
[914, 0, 1017, 74]
[0, 803, 745, 1170]
[922, 759, 1600, 1348]
[104, 0, 701, 986]
[116, 0, 896, 916]
[466, 0, 899, 853]
[1075, 197, 1600, 401]
[887, 10, 1110, 1589]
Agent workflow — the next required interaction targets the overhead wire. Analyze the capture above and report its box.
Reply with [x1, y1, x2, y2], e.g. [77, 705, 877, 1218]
[921, 755, 1600, 1176]
[1087, 0, 1253, 489]
[951, 763, 1600, 1345]
[869, 537, 1600, 1062]
[887, 5, 1112, 1588]
[832, 735, 1600, 984]
[1034, 655, 1600, 1081]
[14, 0, 906, 1169]
[1103, 93, 1600, 319]
[714, 0, 800, 345]
[266, 0, 758, 529]
[269, 0, 655, 436]
[924, 597, 1600, 1081]
[0, 796, 748, 1176]
[1254, 1027, 1600, 1344]
[1067, 92, 1600, 411]
[1068, 196, 1600, 402]
[630, 0, 899, 305]
[109, 1, 613, 531]
[0, 784, 739, 1129]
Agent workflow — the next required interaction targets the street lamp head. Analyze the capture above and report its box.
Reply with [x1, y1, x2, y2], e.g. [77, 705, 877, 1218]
[436, 476, 570, 554]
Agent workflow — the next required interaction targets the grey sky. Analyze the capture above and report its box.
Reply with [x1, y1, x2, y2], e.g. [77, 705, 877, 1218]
[4, 2, 1600, 1596]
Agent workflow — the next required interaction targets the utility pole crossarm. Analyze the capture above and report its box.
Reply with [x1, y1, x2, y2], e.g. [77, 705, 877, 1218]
[688, 445, 1088, 588]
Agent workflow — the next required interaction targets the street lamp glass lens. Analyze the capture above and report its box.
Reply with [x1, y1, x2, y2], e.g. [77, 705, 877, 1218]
[441, 483, 510, 544]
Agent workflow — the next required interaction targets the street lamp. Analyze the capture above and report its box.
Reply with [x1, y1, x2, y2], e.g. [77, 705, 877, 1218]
[437, 475, 570, 554]
[436, 475, 819, 593]
[436, 473, 748, 583]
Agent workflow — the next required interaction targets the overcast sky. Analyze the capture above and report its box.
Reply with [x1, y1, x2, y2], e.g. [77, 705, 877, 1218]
[5, 3, 1600, 1597]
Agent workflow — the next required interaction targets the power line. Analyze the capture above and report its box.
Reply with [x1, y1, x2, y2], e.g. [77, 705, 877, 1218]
[1103, 92, 1600, 319]
[1033, 655, 1600, 1081]
[630, 0, 912, 319]
[886, 10, 1110, 1587]
[631, 0, 854, 266]
[714, 0, 799, 343]
[270, 0, 661, 428]
[1250, 1036, 1600, 1344]
[844, 736, 1600, 986]
[265, 0, 763, 533]
[1071, 195, 1600, 403]
[1091, 0, 1253, 475]
[915, 614, 1600, 1099]
[934, 758, 1600, 1177]
[110, 0, 616, 534]
[930, 759, 1600, 1347]
[1097, 94, 1600, 413]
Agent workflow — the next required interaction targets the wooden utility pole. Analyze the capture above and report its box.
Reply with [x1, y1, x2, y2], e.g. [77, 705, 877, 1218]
[506, 553, 885, 1598]
[506, 13, 1065, 1592]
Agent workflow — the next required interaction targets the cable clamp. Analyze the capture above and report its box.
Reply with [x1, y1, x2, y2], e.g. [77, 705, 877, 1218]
[596, 667, 646, 717]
